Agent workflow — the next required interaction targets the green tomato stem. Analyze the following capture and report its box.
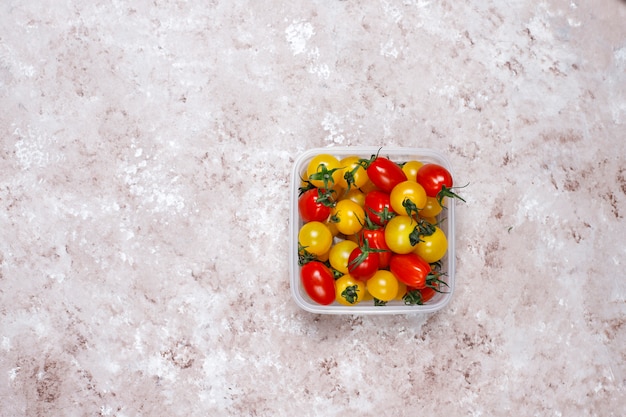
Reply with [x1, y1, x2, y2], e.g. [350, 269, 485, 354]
[341, 285, 360, 304]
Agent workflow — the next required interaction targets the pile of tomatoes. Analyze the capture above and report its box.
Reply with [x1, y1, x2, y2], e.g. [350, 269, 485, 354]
[297, 150, 464, 307]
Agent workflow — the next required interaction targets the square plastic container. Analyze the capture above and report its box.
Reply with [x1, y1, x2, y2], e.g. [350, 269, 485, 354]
[289, 147, 456, 314]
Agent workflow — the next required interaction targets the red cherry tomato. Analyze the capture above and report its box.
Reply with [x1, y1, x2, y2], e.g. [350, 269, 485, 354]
[347, 244, 380, 281]
[298, 188, 332, 223]
[416, 163, 465, 204]
[419, 286, 437, 303]
[366, 156, 407, 193]
[389, 253, 431, 289]
[403, 285, 437, 305]
[359, 228, 391, 269]
[300, 261, 336, 305]
[364, 190, 396, 226]
[415, 163, 453, 197]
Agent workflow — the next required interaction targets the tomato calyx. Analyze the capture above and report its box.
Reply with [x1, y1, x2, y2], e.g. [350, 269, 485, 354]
[330, 267, 343, 279]
[401, 197, 420, 218]
[403, 290, 425, 305]
[374, 298, 387, 306]
[425, 262, 449, 291]
[365, 206, 396, 225]
[437, 184, 468, 207]
[298, 179, 316, 196]
[315, 188, 337, 207]
[308, 164, 342, 190]
[341, 284, 360, 304]
[298, 243, 316, 266]
[358, 211, 382, 231]
[342, 165, 362, 192]
[426, 274, 449, 292]
[408, 218, 437, 246]
[356, 147, 383, 170]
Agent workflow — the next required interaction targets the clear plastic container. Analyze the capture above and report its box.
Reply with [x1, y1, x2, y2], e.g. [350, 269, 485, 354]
[289, 147, 456, 315]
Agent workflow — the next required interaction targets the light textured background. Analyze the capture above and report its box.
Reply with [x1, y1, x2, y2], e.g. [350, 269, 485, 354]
[1, 1, 625, 416]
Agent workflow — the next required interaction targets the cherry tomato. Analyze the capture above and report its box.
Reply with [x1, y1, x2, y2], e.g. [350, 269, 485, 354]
[419, 196, 443, 218]
[331, 199, 365, 235]
[413, 226, 447, 263]
[307, 154, 343, 189]
[298, 221, 333, 256]
[335, 274, 366, 306]
[384, 215, 418, 254]
[328, 239, 359, 274]
[347, 243, 380, 281]
[419, 286, 437, 303]
[395, 280, 408, 301]
[301, 261, 336, 305]
[366, 156, 407, 193]
[416, 163, 465, 204]
[361, 286, 374, 302]
[403, 286, 437, 305]
[324, 218, 341, 237]
[359, 228, 391, 269]
[343, 188, 366, 207]
[339, 156, 369, 190]
[389, 252, 431, 289]
[364, 190, 396, 226]
[366, 270, 399, 302]
[298, 188, 332, 223]
[316, 249, 330, 262]
[389, 181, 427, 218]
[359, 179, 379, 194]
[401, 160, 424, 182]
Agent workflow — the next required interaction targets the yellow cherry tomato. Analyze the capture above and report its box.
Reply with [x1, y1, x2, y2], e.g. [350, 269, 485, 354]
[343, 188, 366, 207]
[395, 280, 408, 301]
[331, 199, 365, 235]
[366, 270, 399, 302]
[316, 249, 330, 262]
[298, 221, 333, 256]
[390, 181, 427, 218]
[413, 226, 448, 263]
[384, 215, 417, 254]
[329, 240, 359, 274]
[306, 154, 343, 189]
[324, 219, 341, 237]
[362, 286, 374, 302]
[419, 196, 443, 218]
[335, 274, 366, 306]
[401, 160, 424, 182]
[339, 156, 369, 190]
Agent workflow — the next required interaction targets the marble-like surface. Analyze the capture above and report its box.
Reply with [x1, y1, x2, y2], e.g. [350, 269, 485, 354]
[1, 0, 625, 415]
